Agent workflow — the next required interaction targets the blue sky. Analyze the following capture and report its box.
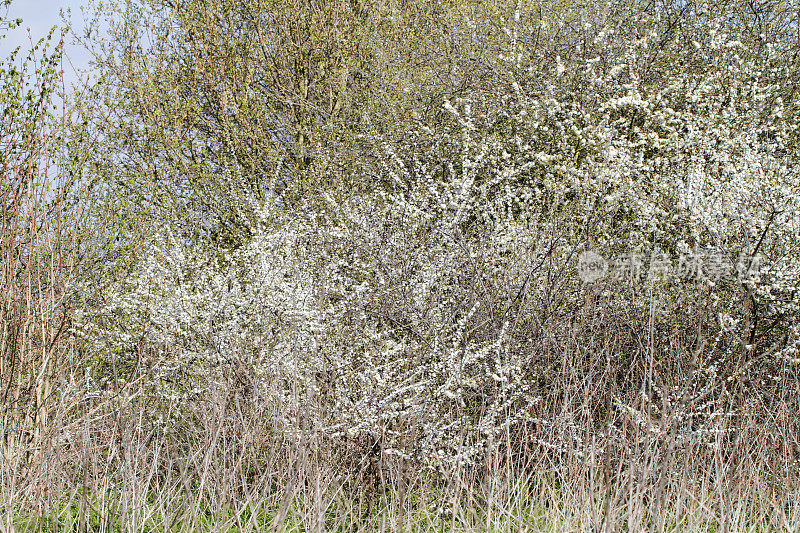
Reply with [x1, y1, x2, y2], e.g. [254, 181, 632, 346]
[1, 0, 97, 86]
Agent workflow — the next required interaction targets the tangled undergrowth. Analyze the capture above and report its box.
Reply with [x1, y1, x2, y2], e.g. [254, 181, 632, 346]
[3, 0, 800, 530]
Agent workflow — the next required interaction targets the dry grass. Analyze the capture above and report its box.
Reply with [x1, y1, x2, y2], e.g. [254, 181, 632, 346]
[2, 340, 798, 532]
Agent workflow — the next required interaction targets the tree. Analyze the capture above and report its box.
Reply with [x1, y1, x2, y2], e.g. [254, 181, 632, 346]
[0, 0, 80, 456]
[78, 0, 543, 249]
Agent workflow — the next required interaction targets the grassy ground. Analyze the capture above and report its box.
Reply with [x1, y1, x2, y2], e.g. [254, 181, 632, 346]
[3, 381, 798, 532]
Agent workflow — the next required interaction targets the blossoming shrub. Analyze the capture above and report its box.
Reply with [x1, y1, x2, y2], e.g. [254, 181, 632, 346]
[78, 3, 799, 480]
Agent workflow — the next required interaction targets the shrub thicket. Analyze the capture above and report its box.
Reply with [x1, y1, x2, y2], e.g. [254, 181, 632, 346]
[3, 0, 800, 530]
